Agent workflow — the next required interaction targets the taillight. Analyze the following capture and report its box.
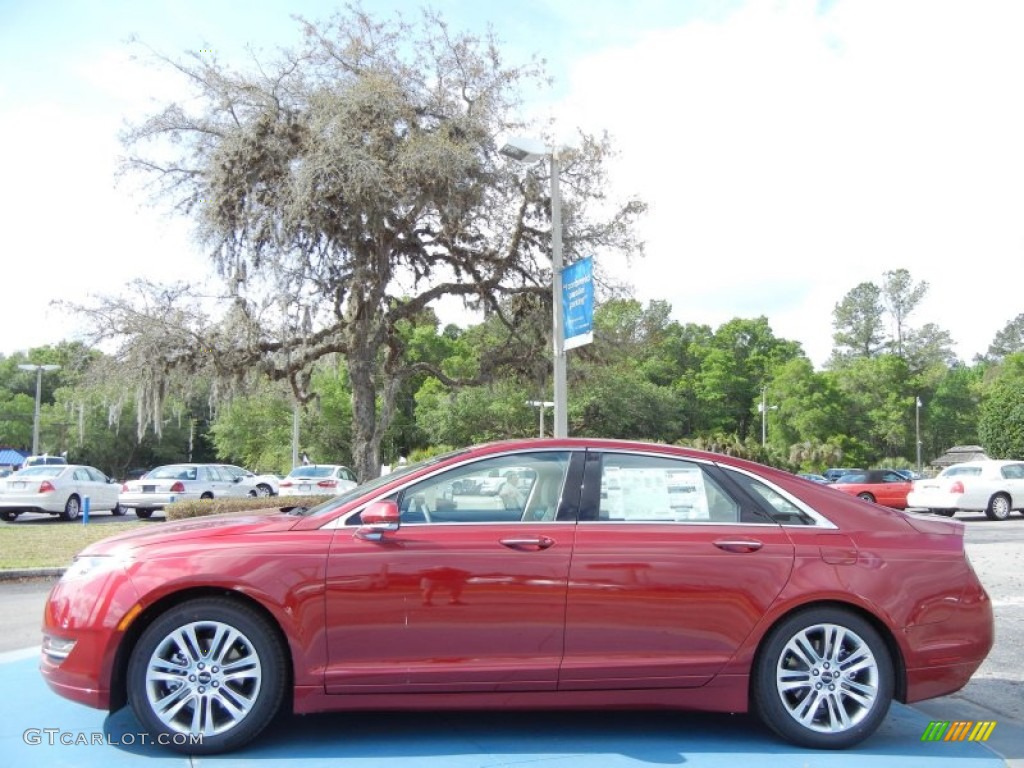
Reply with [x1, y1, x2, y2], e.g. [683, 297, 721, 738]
[121, 483, 129, 492]
[38, 481, 55, 493]
[170, 481, 185, 493]
[317, 479, 338, 488]
[280, 480, 293, 487]
[950, 481, 964, 494]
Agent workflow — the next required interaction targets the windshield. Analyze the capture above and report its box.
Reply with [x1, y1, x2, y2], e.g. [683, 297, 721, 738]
[296, 449, 468, 517]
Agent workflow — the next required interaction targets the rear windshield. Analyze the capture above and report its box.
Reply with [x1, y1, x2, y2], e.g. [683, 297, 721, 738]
[942, 466, 982, 477]
[15, 466, 64, 478]
[287, 466, 338, 479]
[149, 465, 198, 480]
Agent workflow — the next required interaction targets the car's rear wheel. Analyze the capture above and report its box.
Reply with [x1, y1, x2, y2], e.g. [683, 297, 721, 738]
[201, 492, 214, 500]
[986, 493, 1012, 521]
[111, 503, 127, 516]
[127, 598, 286, 755]
[856, 492, 875, 503]
[61, 495, 81, 521]
[135, 509, 155, 519]
[753, 607, 894, 749]
[0, 511, 19, 522]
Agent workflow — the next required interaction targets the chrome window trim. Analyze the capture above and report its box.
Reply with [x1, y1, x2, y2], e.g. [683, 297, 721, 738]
[719, 465, 838, 529]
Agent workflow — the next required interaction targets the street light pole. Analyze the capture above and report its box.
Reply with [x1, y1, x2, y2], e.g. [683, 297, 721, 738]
[759, 386, 778, 446]
[501, 137, 568, 438]
[18, 364, 60, 456]
[526, 400, 555, 437]
[916, 396, 922, 472]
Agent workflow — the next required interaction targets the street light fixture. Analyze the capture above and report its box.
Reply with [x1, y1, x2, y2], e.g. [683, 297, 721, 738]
[759, 387, 778, 446]
[501, 136, 567, 438]
[18, 363, 60, 455]
[526, 400, 556, 437]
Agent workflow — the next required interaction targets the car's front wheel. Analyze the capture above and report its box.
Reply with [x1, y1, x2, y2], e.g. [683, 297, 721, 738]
[111, 503, 127, 516]
[753, 607, 894, 749]
[931, 509, 956, 517]
[254, 484, 272, 497]
[0, 511, 19, 522]
[856, 492, 875, 503]
[127, 598, 286, 754]
[986, 493, 1012, 521]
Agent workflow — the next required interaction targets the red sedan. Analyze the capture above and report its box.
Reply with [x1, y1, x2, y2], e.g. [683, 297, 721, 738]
[830, 469, 914, 509]
[40, 439, 992, 754]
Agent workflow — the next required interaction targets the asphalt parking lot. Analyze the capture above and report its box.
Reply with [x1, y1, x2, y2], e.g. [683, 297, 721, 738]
[1, 510, 1022, 766]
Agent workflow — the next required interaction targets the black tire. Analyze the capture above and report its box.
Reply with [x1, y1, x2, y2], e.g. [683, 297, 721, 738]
[126, 598, 286, 755]
[60, 495, 81, 521]
[856, 492, 875, 503]
[111, 503, 127, 516]
[135, 508, 154, 519]
[201, 492, 214, 500]
[931, 509, 956, 517]
[986, 493, 1012, 521]
[255, 484, 272, 498]
[0, 511, 19, 522]
[752, 607, 894, 749]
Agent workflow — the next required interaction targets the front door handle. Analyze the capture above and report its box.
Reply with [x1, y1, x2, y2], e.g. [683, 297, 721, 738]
[713, 539, 764, 553]
[500, 536, 555, 550]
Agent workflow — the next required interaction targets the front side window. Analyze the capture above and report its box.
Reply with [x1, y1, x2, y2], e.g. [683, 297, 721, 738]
[593, 453, 740, 523]
[395, 452, 571, 524]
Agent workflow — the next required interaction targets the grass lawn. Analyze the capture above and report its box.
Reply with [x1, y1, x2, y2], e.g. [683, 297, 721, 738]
[0, 521, 143, 570]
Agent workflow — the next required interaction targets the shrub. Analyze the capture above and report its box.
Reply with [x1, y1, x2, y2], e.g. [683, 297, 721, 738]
[165, 495, 334, 520]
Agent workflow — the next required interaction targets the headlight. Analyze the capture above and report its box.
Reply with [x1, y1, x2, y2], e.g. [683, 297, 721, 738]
[61, 554, 132, 581]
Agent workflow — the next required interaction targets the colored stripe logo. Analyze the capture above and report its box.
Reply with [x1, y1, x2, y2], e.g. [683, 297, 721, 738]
[921, 721, 996, 742]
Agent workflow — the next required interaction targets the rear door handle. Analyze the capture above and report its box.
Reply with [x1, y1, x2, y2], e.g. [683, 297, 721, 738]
[500, 537, 555, 550]
[713, 539, 764, 553]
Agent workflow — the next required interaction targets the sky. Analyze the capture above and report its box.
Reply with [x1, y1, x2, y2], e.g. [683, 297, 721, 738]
[2, 0, 1022, 368]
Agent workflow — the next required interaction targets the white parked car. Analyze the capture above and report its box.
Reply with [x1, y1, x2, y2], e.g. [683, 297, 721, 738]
[216, 464, 280, 497]
[907, 460, 1024, 520]
[119, 463, 256, 519]
[278, 464, 357, 496]
[0, 464, 124, 522]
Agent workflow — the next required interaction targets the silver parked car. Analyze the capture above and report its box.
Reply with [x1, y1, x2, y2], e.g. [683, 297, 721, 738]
[0, 464, 124, 521]
[119, 463, 256, 519]
[907, 460, 1024, 520]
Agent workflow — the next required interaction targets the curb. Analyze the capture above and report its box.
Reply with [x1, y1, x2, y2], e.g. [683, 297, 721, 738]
[0, 568, 65, 581]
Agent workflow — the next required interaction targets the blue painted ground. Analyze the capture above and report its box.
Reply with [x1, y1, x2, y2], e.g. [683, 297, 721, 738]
[0, 647, 1004, 767]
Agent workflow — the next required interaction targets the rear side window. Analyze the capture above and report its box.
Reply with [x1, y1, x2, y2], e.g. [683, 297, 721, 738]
[1002, 464, 1024, 480]
[592, 454, 741, 523]
[943, 466, 982, 477]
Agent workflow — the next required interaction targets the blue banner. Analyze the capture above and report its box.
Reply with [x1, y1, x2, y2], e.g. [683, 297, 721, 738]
[562, 256, 594, 350]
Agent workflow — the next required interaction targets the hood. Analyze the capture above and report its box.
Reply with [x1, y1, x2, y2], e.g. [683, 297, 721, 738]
[80, 508, 302, 555]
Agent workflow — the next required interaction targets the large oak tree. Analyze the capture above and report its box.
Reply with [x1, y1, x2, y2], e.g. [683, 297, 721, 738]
[76, 6, 644, 479]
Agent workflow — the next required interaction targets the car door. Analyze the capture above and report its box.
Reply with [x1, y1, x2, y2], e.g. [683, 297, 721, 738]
[878, 470, 911, 508]
[323, 450, 582, 693]
[84, 466, 118, 510]
[560, 450, 795, 690]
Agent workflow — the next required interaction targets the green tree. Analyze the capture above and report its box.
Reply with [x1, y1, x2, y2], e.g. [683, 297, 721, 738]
[986, 313, 1024, 362]
[881, 268, 928, 358]
[978, 352, 1024, 459]
[830, 282, 886, 362]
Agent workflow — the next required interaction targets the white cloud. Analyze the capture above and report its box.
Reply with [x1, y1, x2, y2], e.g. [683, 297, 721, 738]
[555, 0, 1024, 365]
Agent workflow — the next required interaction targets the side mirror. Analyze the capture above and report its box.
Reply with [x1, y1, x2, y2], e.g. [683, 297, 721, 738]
[356, 500, 401, 541]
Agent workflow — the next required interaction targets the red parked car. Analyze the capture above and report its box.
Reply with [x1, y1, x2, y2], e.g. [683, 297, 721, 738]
[830, 469, 914, 509]
[40, 439, 992, 754]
